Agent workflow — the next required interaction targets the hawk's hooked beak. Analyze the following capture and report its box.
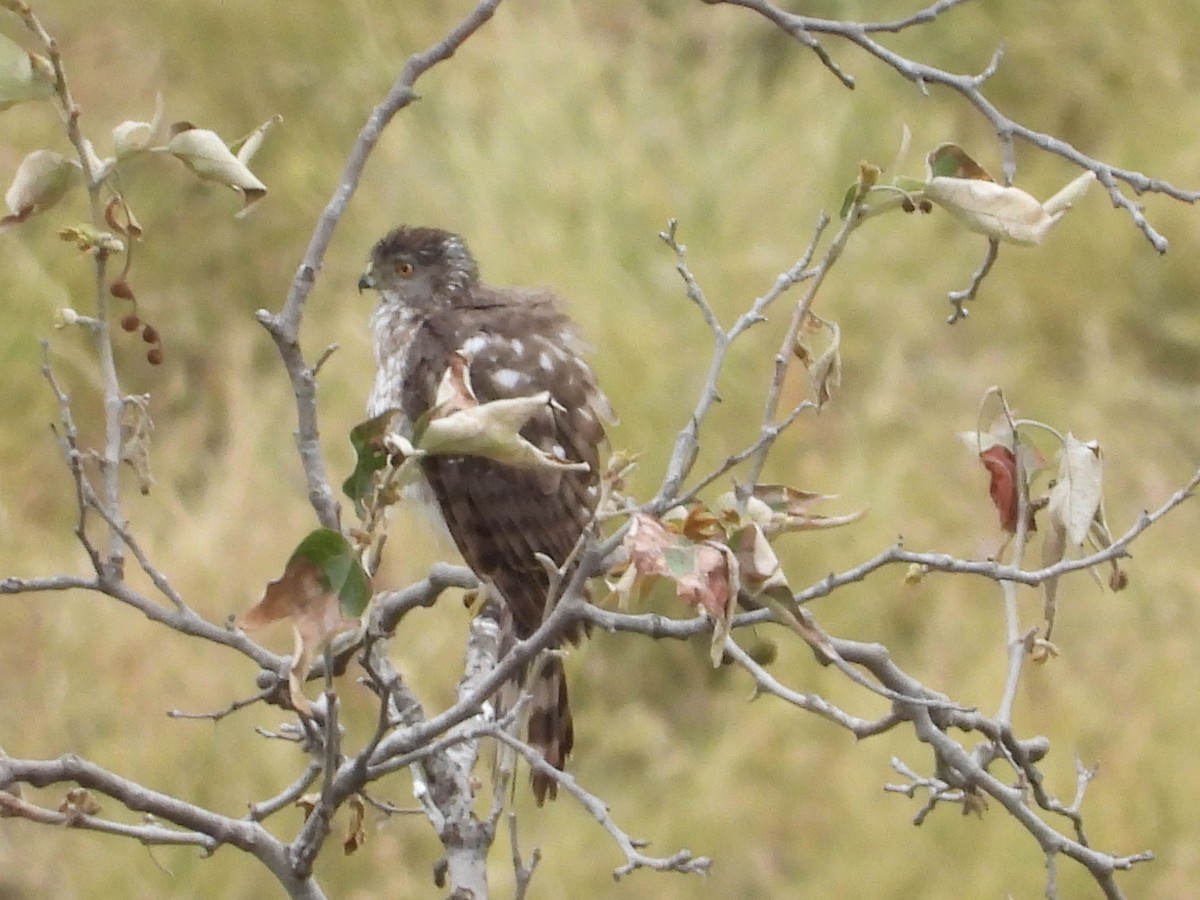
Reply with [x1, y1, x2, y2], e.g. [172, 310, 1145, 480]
[357, 266, 376, 293]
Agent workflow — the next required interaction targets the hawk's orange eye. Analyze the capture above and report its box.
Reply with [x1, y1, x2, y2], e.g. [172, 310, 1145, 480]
[395, 261, 415, 277]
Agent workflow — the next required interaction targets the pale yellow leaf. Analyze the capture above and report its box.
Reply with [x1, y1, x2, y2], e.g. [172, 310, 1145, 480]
[0, 34, 54, 111]
[2, 150, 80, 231]
[924, 166, 1095, 247]
[112, 94, 164, 158]
[165, 123, 268, 216]
[1049, 434, 1103, 547]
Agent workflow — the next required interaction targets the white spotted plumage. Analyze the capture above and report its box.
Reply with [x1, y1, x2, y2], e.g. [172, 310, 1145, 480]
[358, 225, 615, 805]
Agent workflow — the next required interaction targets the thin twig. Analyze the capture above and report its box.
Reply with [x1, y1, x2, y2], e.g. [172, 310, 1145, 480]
[488, 727, 711, 880]
[653, 216, 824, 509]
[740, 190, 866, 498]
[713, 0, 1200, 251]
[256, 0, 506, 529]
[946, 238, 999, 323]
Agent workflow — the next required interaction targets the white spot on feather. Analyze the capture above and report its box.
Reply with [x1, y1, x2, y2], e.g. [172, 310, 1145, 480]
[460, 333, 490, 356]
[490, 368, 527, 392]
[538, 351, 554, 372]
[508, 338, 526, 356]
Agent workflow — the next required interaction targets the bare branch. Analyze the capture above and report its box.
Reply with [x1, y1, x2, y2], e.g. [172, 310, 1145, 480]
[246, 763, 322, 823]
[653, 216, 824, 509]
[508, 812, 541, 900]
[14, 7, 127, 570]
[167, 689, 274, 723]
[712, 0, 1200, 250]
[0, 754, 327, 899]
[740, 194, 865, 497]
[370, 562, 480, 633]
[946, 238, 999, 323]
[0, 790, 214, 848]
[256, 0, 505, 529]
[860, 0, 974, 33]
[722, 637, 904, 737]
[1, 574, 95, 594]
[488, 727, 712, 880]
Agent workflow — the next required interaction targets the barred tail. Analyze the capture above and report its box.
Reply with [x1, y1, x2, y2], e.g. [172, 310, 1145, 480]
[526, 655, 574, 805]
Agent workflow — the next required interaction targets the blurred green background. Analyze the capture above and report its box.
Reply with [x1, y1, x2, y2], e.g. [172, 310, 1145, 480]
[2, 1, 1199, 897]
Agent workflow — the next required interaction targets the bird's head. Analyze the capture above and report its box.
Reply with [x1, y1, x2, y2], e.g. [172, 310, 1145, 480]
[358, 225, 479, 309]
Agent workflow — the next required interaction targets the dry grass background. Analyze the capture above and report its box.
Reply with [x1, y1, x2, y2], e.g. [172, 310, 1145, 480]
[2, 1, 1200, 897]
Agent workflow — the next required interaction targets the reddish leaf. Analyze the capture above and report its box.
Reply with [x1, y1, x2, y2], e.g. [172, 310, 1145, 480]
[979, 445, 1019, 533]
[675, 542, 733, 622]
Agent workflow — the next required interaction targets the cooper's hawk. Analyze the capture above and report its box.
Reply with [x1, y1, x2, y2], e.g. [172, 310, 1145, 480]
[358, 225, 614, 803]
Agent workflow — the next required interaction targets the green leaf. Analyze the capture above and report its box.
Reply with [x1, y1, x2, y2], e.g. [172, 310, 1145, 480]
[838, 183, 857, 220]
[342, 410, 396, 517]
[240, 528, 369, 713]
[290, 527, 371, 617]
[926, 143, 994, 181]
[663, 544, 695, 579]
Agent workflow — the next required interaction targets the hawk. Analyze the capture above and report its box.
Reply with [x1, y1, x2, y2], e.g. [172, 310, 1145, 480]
[358, 225, 614, 803]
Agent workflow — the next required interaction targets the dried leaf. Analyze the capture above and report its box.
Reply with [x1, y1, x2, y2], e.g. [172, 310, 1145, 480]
[680, 503, 724, 542]
[926, 144, 995, 181]
[111, 94, 164, 158]
[1041, 511, 1067, 634]
[415, 366, 588, 473]
[612, 513, 737, 664]
[609, 513, 674, 607]
[720, 484, 865, 538]
[2, 149, 80, 232]
[230, 114, 282, 165]
[924, 144, 1095, 246]
[729, 522, 837, 665]
[1029, 637, 1060, 664]
[1048, 434, 1103, 547]
[164, 123, 268, 216]
[673, 541, 736, 666]
[119, 394, 154, 495]
[979, 445, 1019, 534]
[241, 529, 369, 714]
[614, 512, 836, 666]
[103, 195, 143, 238]
[433, 351, 477, 412]
[59, 788, 101, 819]
[1041, 436, 1108, 633]
[623, 514, 673, 577]
[962, 786, 989, 818]
[343, 795, 367, 855]
[730, 523, 788, 601]
[795, 316, 841, 409]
